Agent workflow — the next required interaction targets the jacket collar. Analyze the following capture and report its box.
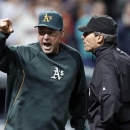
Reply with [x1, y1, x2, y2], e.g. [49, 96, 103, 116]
[92, 42, 117, 58]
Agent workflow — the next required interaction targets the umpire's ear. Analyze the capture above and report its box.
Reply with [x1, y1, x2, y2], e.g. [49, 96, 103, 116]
[97, 34, 104, 45]
[60, 29, 64, 38]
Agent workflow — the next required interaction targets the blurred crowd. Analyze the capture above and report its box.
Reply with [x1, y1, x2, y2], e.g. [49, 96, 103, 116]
[0, 0, 130, 67]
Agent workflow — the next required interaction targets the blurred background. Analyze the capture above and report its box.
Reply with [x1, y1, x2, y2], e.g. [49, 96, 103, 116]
[0, 0, 130, 129]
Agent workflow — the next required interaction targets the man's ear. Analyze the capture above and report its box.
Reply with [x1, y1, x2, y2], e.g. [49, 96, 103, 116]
[97, 34, 104, 45]
[60, 29, 64, 37]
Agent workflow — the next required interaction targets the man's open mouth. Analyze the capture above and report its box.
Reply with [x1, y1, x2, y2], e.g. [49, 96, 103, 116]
[43, 43, 51, 49]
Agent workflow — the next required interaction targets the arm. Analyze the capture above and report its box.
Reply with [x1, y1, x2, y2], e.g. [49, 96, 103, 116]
[0, 32, 10, 72]
[0, 18, 14, 72]
[89, 61, 121, 130]
[0, 18, 24, 73]
[69, 57, 89, 130]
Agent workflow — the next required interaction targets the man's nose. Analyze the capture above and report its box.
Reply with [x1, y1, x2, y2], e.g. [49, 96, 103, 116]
[44, 33, 49, 39]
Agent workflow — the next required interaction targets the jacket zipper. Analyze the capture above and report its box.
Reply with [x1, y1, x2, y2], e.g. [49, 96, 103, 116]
[4, 70, 25, 130]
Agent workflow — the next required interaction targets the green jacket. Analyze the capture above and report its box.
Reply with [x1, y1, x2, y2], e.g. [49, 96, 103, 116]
[0, 32, 89, 130]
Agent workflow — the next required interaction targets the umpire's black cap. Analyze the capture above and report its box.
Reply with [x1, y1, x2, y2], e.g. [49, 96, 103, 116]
[78, 15, 117, 35]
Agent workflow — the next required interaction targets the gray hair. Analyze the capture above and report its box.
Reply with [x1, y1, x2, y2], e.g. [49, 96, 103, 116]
[94, 31, 117, 43]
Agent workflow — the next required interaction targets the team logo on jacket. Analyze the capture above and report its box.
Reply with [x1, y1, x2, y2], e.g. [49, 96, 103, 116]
[51, 67, 64, 80]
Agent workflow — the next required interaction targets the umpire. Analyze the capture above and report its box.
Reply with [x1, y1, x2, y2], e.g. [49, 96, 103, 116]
[78, 15, 130, 130]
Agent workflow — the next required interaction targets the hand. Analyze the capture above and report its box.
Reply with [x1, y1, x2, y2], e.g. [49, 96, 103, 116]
[0, 18, 14, 33]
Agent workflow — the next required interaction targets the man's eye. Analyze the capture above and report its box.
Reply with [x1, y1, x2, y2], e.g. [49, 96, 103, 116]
[47, 31, 53, 35]
[38, 31, 54, 35]
[83, 32, 88, 37]
[39, 31, 45, 35]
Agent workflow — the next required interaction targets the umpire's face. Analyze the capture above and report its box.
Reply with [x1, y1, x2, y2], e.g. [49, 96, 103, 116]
[38, 26, 64, 54]
[81, 32, 104, 52]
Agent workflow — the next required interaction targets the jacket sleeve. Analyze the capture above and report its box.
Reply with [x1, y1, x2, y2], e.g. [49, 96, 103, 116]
[88, 61, 121, 130]
[0, 32, 11, 73]
[69, 56, 90, 130]
[0, 32, 24, 74]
